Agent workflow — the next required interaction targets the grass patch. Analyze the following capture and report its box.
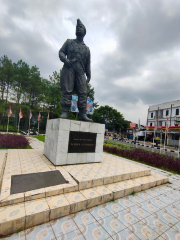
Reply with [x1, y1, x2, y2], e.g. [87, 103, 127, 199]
[26, 145, 32, 149]
[0, 145, 32, 150]
[109, 197, 115, 202]
[34, 135, 45, 142]
[16, 228, 23, 234]
[104, 140, 132, 150]
[130, 191, 136, 196]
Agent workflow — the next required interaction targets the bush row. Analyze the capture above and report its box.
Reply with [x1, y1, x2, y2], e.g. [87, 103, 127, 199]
[103, 145, 180, 174]
[0, 134, 29, 149]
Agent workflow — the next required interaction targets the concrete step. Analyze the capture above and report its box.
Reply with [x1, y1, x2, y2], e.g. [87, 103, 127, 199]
[0, 173, 169, 236]
[66, 164, 151, 190]
[0, 152, 6, 190]
[0, 154, 151, 207]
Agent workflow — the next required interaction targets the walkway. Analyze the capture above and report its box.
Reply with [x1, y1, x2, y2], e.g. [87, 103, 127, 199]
[28, 137, 45, 149]
[2, 138, 180, 239]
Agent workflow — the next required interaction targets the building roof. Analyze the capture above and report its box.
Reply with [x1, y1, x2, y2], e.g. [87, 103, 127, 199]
[149, 99, 180, 111]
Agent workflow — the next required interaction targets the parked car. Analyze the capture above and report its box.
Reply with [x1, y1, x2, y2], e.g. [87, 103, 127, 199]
[21, 131, 27, 135]
[21, 130, 38, 135]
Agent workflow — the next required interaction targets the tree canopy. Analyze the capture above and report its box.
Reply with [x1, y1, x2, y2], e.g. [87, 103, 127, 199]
[0, 55, 96, 132]
[91, 105, 130, 132]
[0, 55, 131, 133]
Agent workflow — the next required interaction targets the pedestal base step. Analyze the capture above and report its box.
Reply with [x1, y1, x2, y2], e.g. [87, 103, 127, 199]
[0, 173, 168, 236]
[0, 152, 6, 190]
[63, 161, 151, 190]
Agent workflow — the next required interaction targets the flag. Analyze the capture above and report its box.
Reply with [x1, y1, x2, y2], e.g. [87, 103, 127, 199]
[19, 108, 23, 119]
[146, 115, 148, 130]
[8, 107, 12, 117]
[138, 119, 140, 130]
[166, 117, 169, 137]
[155, 117, 157, 130]
[29, 110, 32, 119]
[47, 112, 49, 120]
[38, 112, 41, 121]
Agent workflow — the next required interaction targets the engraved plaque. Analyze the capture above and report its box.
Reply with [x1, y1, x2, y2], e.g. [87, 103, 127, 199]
[68, 131, 97, 153]
[11, 170, 68, 194]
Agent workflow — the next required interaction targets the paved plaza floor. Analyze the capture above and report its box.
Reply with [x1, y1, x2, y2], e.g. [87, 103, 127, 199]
[1, 137, 180, 239]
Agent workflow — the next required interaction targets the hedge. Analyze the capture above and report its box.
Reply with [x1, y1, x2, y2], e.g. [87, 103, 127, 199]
[103, 145, 180, 174]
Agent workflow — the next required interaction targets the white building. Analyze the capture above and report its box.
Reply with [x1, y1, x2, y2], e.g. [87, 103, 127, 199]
[148, 100, 180, 145]
[148, 99, 180, 127]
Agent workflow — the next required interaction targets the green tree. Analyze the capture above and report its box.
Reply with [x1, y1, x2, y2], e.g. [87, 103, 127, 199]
[88, 83, 98, 109]
[42, 71, 62, 118]
[0, 55, 13, 102]
[11, 60, 30, 104]
[0, 100, 9, 130]
[92, 105, 126, 132]
[27, 65, 43, 107]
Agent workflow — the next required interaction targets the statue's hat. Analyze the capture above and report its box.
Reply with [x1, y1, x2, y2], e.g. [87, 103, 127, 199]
[76, 19, 86, 35]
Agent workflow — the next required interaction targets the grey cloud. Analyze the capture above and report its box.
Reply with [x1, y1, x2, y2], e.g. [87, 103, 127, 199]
[0, 0, 180, 123]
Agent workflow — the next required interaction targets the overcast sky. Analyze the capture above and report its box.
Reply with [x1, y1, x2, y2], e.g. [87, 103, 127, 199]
[1, 0, 180, 125]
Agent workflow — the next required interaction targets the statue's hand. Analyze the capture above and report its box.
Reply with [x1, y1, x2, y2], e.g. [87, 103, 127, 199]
[64, 59, 73, 68]
[87, 78, 90, 83]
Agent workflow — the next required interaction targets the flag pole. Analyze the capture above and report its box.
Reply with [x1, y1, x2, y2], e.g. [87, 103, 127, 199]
[7, 115, 9, 133]
[160, 130, 162, 154]
[17, 116, 20, 134]
[153, 127, 155, 152]
[164, 130, 166, 152]
[28, 112, 31, 135]
[144, 131, 146, 149]
[178, 136, 180, 158]
[38, 120, 39, 135]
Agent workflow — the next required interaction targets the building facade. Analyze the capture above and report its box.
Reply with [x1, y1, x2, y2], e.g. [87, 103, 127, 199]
[148, 100, 180, 146]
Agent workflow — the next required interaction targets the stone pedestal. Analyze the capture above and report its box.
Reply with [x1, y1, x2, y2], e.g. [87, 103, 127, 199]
[44, 119, 105, 166]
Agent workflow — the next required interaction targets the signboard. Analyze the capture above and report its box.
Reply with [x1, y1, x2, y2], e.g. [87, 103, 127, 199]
[86, 98, 93, 115]
[105, 136, 112, 140]
[71, 95, 93, 115]
[130, 122, 136, 128]
[71, 95, 78, 113]
[68, 131, 97, 153]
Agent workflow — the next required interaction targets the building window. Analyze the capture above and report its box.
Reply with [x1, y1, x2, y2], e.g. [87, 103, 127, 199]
[176, 109, 179, 115]
[166, 110, 169, 116]
[175, 134, 179, 140]
[165, 122, 166, 126]
[151, 112, 153, 118]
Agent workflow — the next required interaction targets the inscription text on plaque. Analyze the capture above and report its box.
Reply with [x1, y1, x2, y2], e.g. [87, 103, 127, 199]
[68, 131, 97, 153]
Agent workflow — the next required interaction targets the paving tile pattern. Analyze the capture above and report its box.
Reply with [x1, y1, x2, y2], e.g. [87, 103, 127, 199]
[4, 179, 180, 239]
[0, 148, 161, 209]
[1, 138, 179, 239]
[28, 137, 45, 150]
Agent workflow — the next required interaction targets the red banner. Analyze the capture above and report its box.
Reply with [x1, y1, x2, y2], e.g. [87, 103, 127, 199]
[130, 123, 136, 128]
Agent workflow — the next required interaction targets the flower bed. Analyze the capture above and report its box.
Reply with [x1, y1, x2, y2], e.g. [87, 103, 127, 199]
[0, 134, 29, 149]
[103, 145, 180, 174]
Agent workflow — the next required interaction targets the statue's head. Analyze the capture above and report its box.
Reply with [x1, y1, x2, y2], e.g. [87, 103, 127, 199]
[76, 19, 86, 37]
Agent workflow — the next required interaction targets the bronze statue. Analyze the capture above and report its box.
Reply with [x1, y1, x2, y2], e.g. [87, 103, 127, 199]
[59, 19, 93, 122]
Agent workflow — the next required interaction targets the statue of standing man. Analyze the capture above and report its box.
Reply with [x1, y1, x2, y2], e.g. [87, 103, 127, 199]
[59, 19, 93, 122]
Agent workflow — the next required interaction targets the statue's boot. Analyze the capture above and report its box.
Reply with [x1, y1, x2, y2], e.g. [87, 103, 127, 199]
[59, 111, 69, 119]
[78, 109, 93, 122]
